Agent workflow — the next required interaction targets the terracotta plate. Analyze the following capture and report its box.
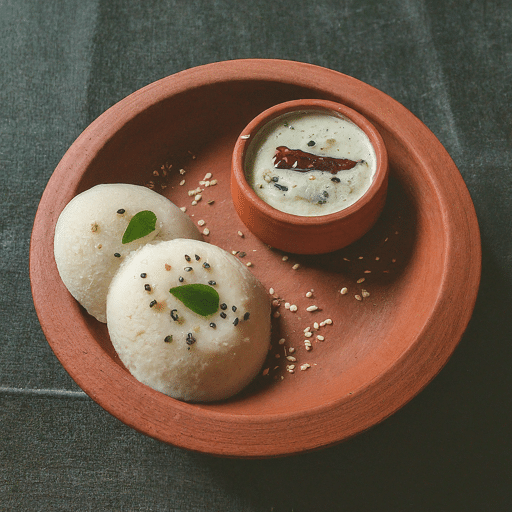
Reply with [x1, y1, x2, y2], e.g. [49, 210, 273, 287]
[30, 60, 481, 458]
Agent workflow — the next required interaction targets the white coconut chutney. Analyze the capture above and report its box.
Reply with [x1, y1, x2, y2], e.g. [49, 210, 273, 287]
[244, 110, 376, 216]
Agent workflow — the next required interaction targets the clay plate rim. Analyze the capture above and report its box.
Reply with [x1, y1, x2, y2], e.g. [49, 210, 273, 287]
[30, 59, 481, 458]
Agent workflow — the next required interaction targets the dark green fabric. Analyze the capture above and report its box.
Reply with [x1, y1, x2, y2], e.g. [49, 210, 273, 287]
[1, 1, 511, 510]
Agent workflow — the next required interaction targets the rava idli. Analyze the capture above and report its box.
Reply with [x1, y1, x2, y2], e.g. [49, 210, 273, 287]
[106, 239, 271, 402]
[54, 183, 202, 323]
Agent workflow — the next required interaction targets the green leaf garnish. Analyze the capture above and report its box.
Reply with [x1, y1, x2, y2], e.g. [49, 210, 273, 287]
[169, 284, 220, 317]
[122, 210, 157, 244]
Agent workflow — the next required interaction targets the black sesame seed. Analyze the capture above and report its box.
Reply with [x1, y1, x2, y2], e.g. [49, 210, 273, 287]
[307, 140, 316, 147]
[208, 280, 216, 286]
[209, 322, 216, 328]
[149, 300, 157, 308]
[114, 253, 121, 258]
[179, 276, 184, 282]
[220, 312, 227, 319]
[184, 267, 193, 272]
[202, 262, 210, 269]
[117, 208, 125, 214]
[170, 309, 178, 321]
[238, 252, 246, 258]
[233, 317, 239, 326]
[243, 312, 250, 321]
[195, 254, 201, 261]
[186, 333, 196, 345]
[331, 177, 341, 183]
[144, 284, 152, 292]
[271, 176, 279, 182]
[274, 183, 288, 191]
[164, 335, 173, 343]
[140, 273, 147, 278]
[220, 303, 227, 310]
[185, 254, 191, 262]
[232, 305, 237, 312]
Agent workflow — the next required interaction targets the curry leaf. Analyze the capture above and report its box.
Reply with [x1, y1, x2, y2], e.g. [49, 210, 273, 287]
[122, 210, 157, 244]
[169, 284, 220, 317]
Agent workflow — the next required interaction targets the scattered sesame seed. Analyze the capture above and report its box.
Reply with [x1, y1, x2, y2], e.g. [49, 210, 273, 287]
[170, 309, 178, 321]
[278, 338, 286, 345]
[362, 290, 370, 298]
[140, 273, 147, 278]
[309, 176, 316, 180]
[144, 284, 152, 292]
[317, 335, 325, 341]
[191, 200, 197, 206]
[246, 262, 252, 267]
[244, 312, 250, 320]
[304, 331, 312, 337]
[269, 287, 275, 295]
[319, 321, 325, 327]
[180, 207, 187, 212]
[357, 278, 366, 284]
[355, 295, 362, 301]
[300, 363, 311, 371]
[202, 262, 211, 269]
[292, 263, 300, 270]
[289, 305, 298, 312]
[233, 318, 239, 326]
[207, 200, 215, 205]
[179, 180, 186, 186]
[237, 230, 244, 237]
[114, 253, 121, 258]
[184, 267, 193, 272]
[208, 280, 216, 285]
[220, 312, 227, 319]
[179, 168, 186, 175]
[220, 303, 227, 310]
[286, 356, 297, 362]
[203, 228, 210, 236]
[204, 172, 212, 180]
[209, 322, 216, 328]
[272, 299, 280, 307]
[185, 255, 191, 262]
[306, 291, 313, 298]
[149, 300, 157, 308]
[164, 335, 173, 343]
[313, 322, 319, 329]
[240, 134, 250, 139]
[285, 302, 290, 309]
[186, 333, 196, 345]
[117, 209, 125, 214]
[306, 305, 319, 312]
[198, 220, 205, 226]
[358, 256, 364, 260]
[178, 276, 184, 282]
[288, 347, 295, 353]
[194, 194, 202, 202]
[340, 287, 348, 295]
[210, 179, 217, 186]
[325, 319, 333, 325]
[304, 326, 311, 333]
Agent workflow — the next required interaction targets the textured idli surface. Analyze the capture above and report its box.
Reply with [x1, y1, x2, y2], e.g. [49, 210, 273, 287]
[54, 184, 201, 322]
[106, 239, 271, 402]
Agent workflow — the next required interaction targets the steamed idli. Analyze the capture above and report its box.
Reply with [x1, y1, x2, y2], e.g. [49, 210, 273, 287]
[106, 239, 271, 402]
[54, 183, 201, 322]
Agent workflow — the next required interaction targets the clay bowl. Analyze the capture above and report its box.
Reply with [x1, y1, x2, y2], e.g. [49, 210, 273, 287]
[30, 59, 481, 458]
[231, 99, 389, 254]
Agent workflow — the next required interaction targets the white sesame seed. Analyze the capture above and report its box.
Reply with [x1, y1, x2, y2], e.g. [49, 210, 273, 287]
[362, 290, 370, 298]
[304, 331, 312, 337]
[210, 179, 217, 186]
[355, 295, 362, 301]
[237, 230, 244, 237]
[204, 181, 210, 187]
[284, 302, 290, 309]
[340, 287, 348, 295]
[317, 335, 325, 341]
[300, 363, 311, 371]
[179, 168, 186, 175]
[292, 263, 300, 270]
[304, 339, 312, 347]
[179, 179, 186, 186]
[197, 220, 205, 226]
[313, 322, 319, 329]
[269, 287, 275, 295]
[325, 319, 333, 325]
[278, 338, 286, 345]
[188, 190, 195, 196]
[246, 262, 252, 267]
[288, 347, 295, 353]
[282, 255, 289, 261]
[357, 278, 365, 284]
[286, 356, 296, 362]
[204, 172, 212, 180]
[304, 326, 311, 333]
[199, 180, 205, 186]
[287, 368, 295, 373]
[180, 207, 187, 212]
[240, 134, 250, 139]
[273, 311, 280, 318]
[194, 194, 202, 201]
[202, 228, 210, 236]
[309, 175, 316, 180]
[289, 305, 298, 312]
[191, 200, 197, 206]
[306, 305, 318, 312]
[319, 321, 325, 327]
[264, 175, 271, 183]
[272, 299, 280, 307]
[305, 291, 313, 298]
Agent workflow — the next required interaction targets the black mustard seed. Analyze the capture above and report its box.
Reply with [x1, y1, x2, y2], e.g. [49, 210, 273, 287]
[220, 303, 227, 310]
[220, 312, 227, 319]
[208, 280, 216, 286]
[140, 273, 147, 278]
[144, 284, 151, 292]
[114, 253, 121, 258]
[185, 255, 191, 262]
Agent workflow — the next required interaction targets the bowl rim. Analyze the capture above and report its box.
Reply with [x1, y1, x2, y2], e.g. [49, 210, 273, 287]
[30, 59, 481, 457]
[231, 98, 389, 227]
